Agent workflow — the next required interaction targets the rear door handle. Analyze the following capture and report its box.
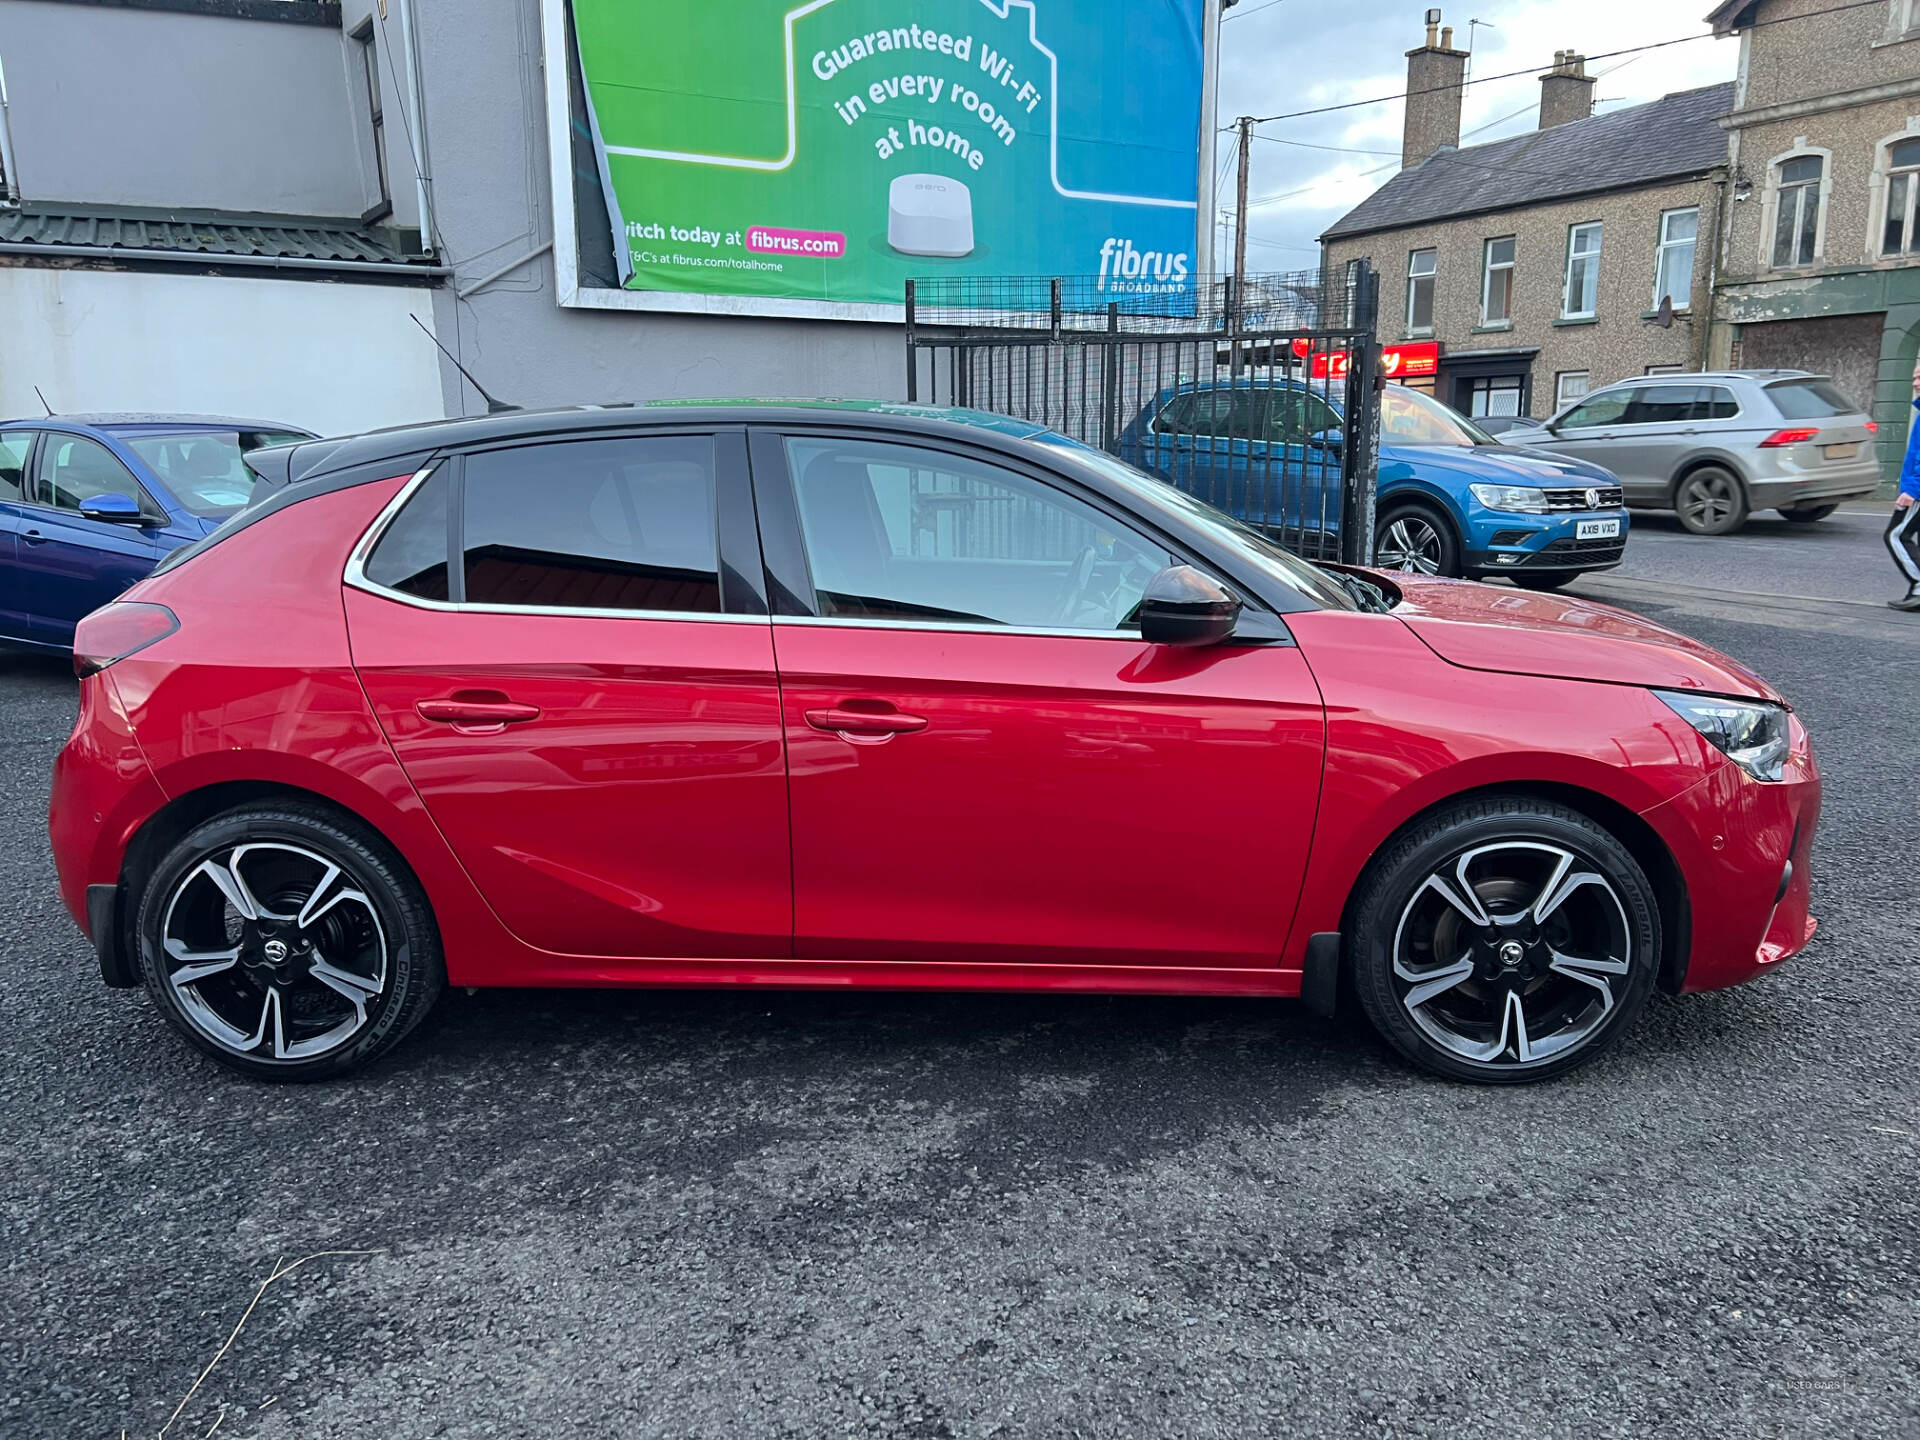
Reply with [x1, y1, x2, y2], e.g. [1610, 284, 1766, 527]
[805, 706, 928, 738]
[417, 697, 542, 726]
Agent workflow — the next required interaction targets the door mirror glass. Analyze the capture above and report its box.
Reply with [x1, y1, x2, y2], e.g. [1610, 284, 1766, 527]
[1137, 564, 1241, 647]
[77, 492, 147, 525]
[1308, 428, 1344, 450]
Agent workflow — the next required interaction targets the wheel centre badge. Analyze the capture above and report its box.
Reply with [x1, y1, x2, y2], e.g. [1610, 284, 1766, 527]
[262, 938, 290, 964]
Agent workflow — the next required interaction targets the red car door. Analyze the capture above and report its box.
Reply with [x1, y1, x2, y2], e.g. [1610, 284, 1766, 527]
[756, 428, 1325, 971]
[346, 430, 791, 960]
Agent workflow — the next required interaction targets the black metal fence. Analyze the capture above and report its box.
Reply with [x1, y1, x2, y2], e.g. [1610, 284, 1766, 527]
[904, 268, 1382, 564]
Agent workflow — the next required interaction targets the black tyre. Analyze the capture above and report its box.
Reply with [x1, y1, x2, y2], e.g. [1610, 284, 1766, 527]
[1508, 571, 1576, 591]
[136, 805, 444, 1080]
[1348, 797, 1660, 1084]
[1375, 503, 1461, 578]
[1779, 503, 1837, 524]
[1672, 465, 1749, 535]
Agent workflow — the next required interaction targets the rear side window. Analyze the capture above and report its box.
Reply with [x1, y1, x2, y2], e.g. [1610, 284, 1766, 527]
[461, 436, 720, 613]
[363, 468, 452, 600]
[1766, 378, 1856, 420]
[0, 431, 31, 501]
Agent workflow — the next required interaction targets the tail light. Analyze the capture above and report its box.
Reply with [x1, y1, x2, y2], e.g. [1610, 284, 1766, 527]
[73, 602, 178, 678]
[1758, 427, 1819, 448]
[1866, 420, 1879, 433]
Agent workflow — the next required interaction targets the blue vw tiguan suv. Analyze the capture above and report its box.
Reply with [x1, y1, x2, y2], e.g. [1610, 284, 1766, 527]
[1115, 379, 1629, 589]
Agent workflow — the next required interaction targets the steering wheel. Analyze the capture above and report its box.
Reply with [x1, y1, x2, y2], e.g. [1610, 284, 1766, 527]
[1049, 545, 1101, 627]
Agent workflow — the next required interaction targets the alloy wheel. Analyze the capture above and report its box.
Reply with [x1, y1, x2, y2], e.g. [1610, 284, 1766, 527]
[159, 842, 389, 1062]
[1377, 515, 1444, 575]
[1389, 841, 1631, 1069]
[1676, 471, 1742, 534]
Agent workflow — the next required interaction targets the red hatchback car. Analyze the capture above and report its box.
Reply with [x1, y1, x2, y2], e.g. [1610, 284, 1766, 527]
[49, 402, 1819, 1083]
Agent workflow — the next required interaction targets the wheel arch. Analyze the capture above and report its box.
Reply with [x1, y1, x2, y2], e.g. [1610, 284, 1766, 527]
[1667, 450, 1751, 502]
[1336, 778, 1692, 996]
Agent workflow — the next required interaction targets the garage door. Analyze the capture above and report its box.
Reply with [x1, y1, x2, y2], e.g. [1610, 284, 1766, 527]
[1735, 312, 1883, 412]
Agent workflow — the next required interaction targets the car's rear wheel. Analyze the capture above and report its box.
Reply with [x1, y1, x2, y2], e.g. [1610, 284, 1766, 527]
[1508, 571, 1575, 591]
[1349, 797, 1660, 1084]
[136, 806, 443, 1080]
[1375, 504, 1460, 578]
[1779, 503, 1838, 524]
[1673, 466, 1749, 535]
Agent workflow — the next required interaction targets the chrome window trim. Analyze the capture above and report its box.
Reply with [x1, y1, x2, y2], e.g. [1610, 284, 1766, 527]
[342, 461, 766, 626]
[770, 614, 1149, 640]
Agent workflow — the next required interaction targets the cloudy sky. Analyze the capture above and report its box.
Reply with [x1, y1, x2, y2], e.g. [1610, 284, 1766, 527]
[1211, 0, 1741, 272]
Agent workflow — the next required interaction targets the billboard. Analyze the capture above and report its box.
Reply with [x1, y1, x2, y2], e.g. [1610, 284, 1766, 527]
[563, 0, 1212, 319]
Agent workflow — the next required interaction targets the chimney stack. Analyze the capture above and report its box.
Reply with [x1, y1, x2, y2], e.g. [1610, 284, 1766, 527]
[1538, 51, 1596, 129]
[1403, 9, 1469, 169]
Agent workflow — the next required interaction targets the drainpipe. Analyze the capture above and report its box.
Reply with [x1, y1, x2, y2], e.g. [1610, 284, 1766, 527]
[0, 51, 21, 206]
[1700, 167, 1728, 372]
[394, 0, 437, 255]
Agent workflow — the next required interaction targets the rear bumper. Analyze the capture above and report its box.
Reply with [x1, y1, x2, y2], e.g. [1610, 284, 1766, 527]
[1746, 450, 1881, 508]
[1640, 714, 1821, 992]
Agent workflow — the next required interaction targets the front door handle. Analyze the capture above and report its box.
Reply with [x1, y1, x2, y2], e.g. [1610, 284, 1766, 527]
[805, 705, 928, 738]
[20, 528, 45, 545]
[417, 696, 542, 727]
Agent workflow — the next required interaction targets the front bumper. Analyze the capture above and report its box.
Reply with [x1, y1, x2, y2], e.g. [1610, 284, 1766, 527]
[1466, 508, 1631, 576]
[1640, 712, 1821, 992]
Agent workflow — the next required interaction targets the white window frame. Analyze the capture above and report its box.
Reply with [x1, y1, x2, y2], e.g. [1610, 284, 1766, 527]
[1555, 371, 1591, 409]
[1652, 207, 1698, 312]
[1405, 248, 1437, 337]
[1869, 120, 1920, 260]
[1882, 0, 1920, 43]
[1645, 364, 1685, 376]
[1561, 222, 1603, 320]
[1760, 140, 1831, 271]
[1480, 236, 1515, 327]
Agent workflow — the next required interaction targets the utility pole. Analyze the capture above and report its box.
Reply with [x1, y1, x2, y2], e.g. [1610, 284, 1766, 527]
[1232, 114, 1252, 328]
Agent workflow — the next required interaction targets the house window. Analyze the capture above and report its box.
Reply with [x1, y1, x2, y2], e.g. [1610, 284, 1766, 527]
[1562, 222, 1602, 319]
[1463, 374, 1523, 417]
[352, 19, 392, 223]
[1772, 154, 1823, 268]
[1481, 237, 1515, 326]
[1555, 371, 1591, 409]
[1882, 136, 1920, 256]
[1405, 249, 1436, 335]
[1645, 364, 1685, 376]
[1654, 208, 1698, 311]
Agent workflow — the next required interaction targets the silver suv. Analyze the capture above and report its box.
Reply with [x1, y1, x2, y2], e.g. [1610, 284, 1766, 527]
[1498, 370, 1879, 535]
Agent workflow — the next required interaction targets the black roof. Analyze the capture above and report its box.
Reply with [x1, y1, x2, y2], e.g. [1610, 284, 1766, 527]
[1321, 82, 1735, 242]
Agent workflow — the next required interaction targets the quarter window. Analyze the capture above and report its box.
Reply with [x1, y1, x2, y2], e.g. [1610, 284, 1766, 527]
[1481, 236, 1515, 325]
[1562, 223, 1602, 319]
[460, 436, 722, 613]
[1654, 208, 1697, 311]
[364, 468, 453, 601]
[1772, 155, 1823, 268]
[784, 437, 1173, 631]
[1882, 137, 1920, 256]
[31, 434, 153, 515]
[0, 430, 32, 502]
[1406, 249, 1437, 335]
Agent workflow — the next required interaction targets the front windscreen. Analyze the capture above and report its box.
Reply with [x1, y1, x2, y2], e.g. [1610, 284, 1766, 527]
[1379, 386, 1496, 448]
[120, 430, 310, 518]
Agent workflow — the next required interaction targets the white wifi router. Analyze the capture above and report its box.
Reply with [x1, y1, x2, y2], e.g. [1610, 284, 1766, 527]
[887, 174, 974, 258]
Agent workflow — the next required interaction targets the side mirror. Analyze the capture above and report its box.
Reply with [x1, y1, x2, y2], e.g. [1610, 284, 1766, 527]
[1138, 564, 1242, 647]
[1308, 428, 1344, 450]
[77, 492, 149, 525]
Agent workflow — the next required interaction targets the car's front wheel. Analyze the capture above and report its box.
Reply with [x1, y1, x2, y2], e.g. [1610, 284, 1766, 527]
[1375, 503, 1460, 578]
[1673, 466, 1749, 535]
[136, 805, 444, 1080]
[1349, 797, 1660, 1083]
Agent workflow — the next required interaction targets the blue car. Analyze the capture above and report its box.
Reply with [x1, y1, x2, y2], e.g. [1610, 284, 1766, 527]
[0, 414, 312, 652]
[1115, 380, 1629, 589]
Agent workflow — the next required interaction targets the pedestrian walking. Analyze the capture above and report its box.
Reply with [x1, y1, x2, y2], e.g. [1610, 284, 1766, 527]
[1890, 360, 1920, 610]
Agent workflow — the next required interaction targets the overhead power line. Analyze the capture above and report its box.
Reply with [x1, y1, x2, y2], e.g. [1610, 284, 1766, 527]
[1223, 0, 1290, 21]
[1245, 0, 1880, 125]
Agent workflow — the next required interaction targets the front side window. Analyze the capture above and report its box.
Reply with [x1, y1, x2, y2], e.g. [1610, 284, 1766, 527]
[1654, 208, 1698, 310]
[31, 434, 154, 515]
[1626, 385, 1702, 425]
[1558, 387, 1632, 428]
[1556, 371, 1591, 408]
[0, 430, 32, 501]
[119, 430, 306, 518]
[1562, 222, 1602, 318]
[1883, 137, 1920, 256]
[1481, 237, 1515, 325]
[1262, 387, 1344, 445]
[460, 436, 721, 613]
[1405, 249, 1437, 335]
[785, 437, 1173, 631]
[1772, 155, 1823, 268]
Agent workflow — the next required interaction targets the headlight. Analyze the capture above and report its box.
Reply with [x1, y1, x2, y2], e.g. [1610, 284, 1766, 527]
[1468, 483, 1550, 513]
[1654, 690, 1790, 782]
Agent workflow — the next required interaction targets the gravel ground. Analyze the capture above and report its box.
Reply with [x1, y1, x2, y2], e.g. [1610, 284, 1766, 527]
[4, 570, 1917, 1438]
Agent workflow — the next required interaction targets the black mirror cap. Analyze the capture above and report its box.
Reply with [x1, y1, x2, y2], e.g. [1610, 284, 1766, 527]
[1138, 564, 1242, 646]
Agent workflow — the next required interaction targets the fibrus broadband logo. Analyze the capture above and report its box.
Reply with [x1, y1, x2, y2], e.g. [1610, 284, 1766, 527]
[1097, 238, 1191, 293]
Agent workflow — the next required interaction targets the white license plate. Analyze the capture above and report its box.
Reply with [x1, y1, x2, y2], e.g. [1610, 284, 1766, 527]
[1824, 442, 1859, 460]
[1576, 518, 1621, 539]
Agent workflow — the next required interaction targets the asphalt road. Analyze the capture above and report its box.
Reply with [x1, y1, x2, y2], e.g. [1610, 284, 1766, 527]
[6, 538, 1919, 1437]
[1601, 502, 1904, 608]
